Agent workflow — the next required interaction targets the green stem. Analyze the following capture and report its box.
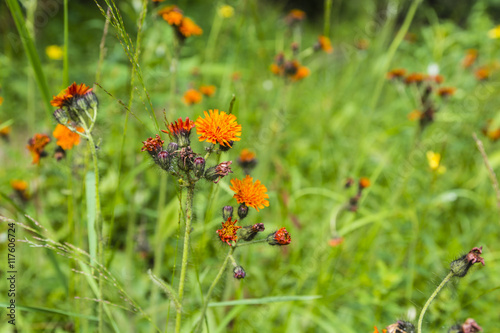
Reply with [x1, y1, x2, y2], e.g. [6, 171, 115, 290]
[63, 0, 69, 86]
[417, 271, 454, 333]
[323, 0, 332, 37]
[175, 184, 196, 333]
[194, 247, 234, 333]
[235, 239, 267, 248]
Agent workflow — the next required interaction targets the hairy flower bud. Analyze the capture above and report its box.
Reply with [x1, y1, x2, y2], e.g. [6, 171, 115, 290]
[237, 204, 249, 219]
[53, 108, 69, 125]
[222, 206, 233, 220]
[233, 266, 246, 279]
[450, 247, 485, 278]
[76, 96, 90, 112]
[84, 90, 99, 109]
[193, 157, 206, 177]
[157, 150, 172, 170]
[386, 320, 415, 333]
[238, 223, 265, 241]
[166, 142, 178, 153]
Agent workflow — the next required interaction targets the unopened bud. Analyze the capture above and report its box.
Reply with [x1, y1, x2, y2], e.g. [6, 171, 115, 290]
[222, 206, 233, 220]
[450, 246, 485, 278]
[238, 223, 265, 241]
[233, 266, 246, 279]
[237, 204, 249, 219]
[157, 150, 172, 170]
[193, 157, 205, 177]
[167, 142, 178, 153]
[267, 227, 291, 246]
[53, 108, 69, 125]
[84, 90, 99, 109]
[76, 96, 90, 112]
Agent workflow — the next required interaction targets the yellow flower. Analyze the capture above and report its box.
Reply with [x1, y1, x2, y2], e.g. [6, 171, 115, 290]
[46, 45, 63, 60]
[218, 5, 234, 18]
[426, 151, 446, 174]
[489, 25, 500, 39]
[230, 175, 269, 211]
[195, 109, 242, 147]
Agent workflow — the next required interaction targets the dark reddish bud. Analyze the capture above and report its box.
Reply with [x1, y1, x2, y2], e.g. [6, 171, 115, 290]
[222, 206, 233, 220]
[233, 266, 246, 279]
[237, 204, 249, 219]
[193, 156, 206, 177]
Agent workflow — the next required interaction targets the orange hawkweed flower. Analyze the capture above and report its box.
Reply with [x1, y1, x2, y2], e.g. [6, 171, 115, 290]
[267, 227, 291, 245]
[238, 149, 256, 163]
[27, 133, 51, 164]
[373, 326, 387, 333]
[0, 96, 3, 106]
[475, 67, 490, 81]
[0, 125, 11, 139]
[183, 89, 202, 105]
[405, 72, 426, 84]
[159, 5, 183, 26]
[199, 85, 216, 97]
[51, 82, 92, 108]
[292, 66, 310, 81]
[161, 117, 194, 146]
[11, 180, 28, 192]
[462, 49, 478, 68]
[285, 9, 306, 25]
[437, 87, 456, 97]
[217, 217, 241, 246]
[195, 109, 242, 147]
[430, 74, 444, 84]
[53, 124, 84, 150]
[407, 110, 422, 121]
[317, 35, 333, 53]
[141, 134, 164, 153]
[230, 175, 269, 211]
[270, 63, 283, 75]
[359, 177, 370, 189]
[178, 17, 202, 37]
[387, 68, 406, 80]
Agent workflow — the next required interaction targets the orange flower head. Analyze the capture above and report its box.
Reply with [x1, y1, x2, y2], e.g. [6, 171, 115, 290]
[53, 124, 84, 150]
[141, 134, 164, 154]
[230, 175, 269, 211]
[463, 49, 478, 68]
[178, 17, 203, 37]
[0, 125, 11, 138]
[407, 110, 422, 121]
[11, 180, 28, 192]
[387, 68, 406, 80]
[183, 89, 202, 105]
[159, 5, 183, 26]
[359, 177, 370, 189]
[217, 217, 241, 246]
[51, 82, 92, 108]
[430, 74, 444, 84]
[270, 63, 283, 75]
[238, 149, 256, 163]
[373, 326, 387, 333]
[437, 87, 456, 97]
[199, 85, 216, 97]
[27, 133, 51, 164]
[161, 117, 195, 147]
[267, 227, 291, 245]
[329, 237, 344, 247]
[195, 109, 242, 147]
[317, 35, 333, 53]
[285, 9, 306, 25]
[292, 66, 310, 81]
[405, 73, 427, 84]
[475, 67, 490, 81]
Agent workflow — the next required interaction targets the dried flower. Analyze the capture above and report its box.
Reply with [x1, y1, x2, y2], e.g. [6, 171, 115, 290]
[141, 135, 164, 155]
[53, 124, 84, 150]
[183, 89, 202, 105]
[267, 227, 291, 246]
[217, 217, 241, 246]
[195, 109, 242, 147]
[461, 318, 483, 333]
[238, 223, 265, 241]
[162, 117, 195, 147]
[230, 175, 269, 211]
[233, 266, 246, 279]
[385, 320, 415, 333]
[450, 247, 485, 278]
[199, 85, 216, 97]
[27, 134, 51, 164]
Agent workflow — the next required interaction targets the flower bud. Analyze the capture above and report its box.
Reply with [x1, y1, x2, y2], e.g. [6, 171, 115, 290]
[448, 318, 482, 333]
[166, 142, 178, 153]
[237, 204, 249, 219]
[222, 206, 233, 220]
[386, 321, 415, 333]
[157, 150, 172, 170]
[84, 90, 99, 109]
[193, 157, 205, 177]
[177, 147, 195, 171]
[238, 223, 265, 241]
[204, 161, 233, 183]
[53, 108, 69, 125]
[450, 246, 485, 278]
[267, 227, 291, 246]
[76, 96, 90, 112]
[233, 266, 246, 279]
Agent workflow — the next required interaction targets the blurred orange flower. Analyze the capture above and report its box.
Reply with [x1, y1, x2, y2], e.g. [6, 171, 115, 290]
[475, 67, 490, 81]
[178, 17, 202, 37]
[53, 124, 84, 150]
[292, 65, 310, 81]
[317, 35, 333, 53]
[27, 133, 51, 164]
[387, 68, 406, 80]
[437, 87, 456, 97]
[159, 5, 183, 25]
[407, 110, 422, 121]
[11, 180, 28, 192]
[183, 89, 202, 105]
[462, 49, 478, 68]
[199, 85, 216, 97]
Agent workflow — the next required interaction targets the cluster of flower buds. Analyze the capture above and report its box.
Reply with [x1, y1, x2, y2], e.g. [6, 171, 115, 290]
[345, 177, 370, 212]
[141, 117, 235, 183]
[386, 68, 455, 131]
[51, 83, 98, 126]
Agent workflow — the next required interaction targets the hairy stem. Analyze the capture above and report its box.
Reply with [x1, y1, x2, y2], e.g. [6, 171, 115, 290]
[175, 184, 195, 333]
[417, 271, 453, 333]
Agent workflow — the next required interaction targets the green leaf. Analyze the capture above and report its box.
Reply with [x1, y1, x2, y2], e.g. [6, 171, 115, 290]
[86, 171, 97, 263]
[0, 303, 98, 321]
[208, 295, 322, 307]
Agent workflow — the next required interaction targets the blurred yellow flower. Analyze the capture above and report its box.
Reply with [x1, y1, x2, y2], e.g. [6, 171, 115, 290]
[46, 45, 63, 60]
[488, 25, 500, 39]
[426, 151, 446, 174]
[218, 5, 234, 18]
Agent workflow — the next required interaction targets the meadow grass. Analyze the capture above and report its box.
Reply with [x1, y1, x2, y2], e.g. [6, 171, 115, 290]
[0, 0, 499, 332]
